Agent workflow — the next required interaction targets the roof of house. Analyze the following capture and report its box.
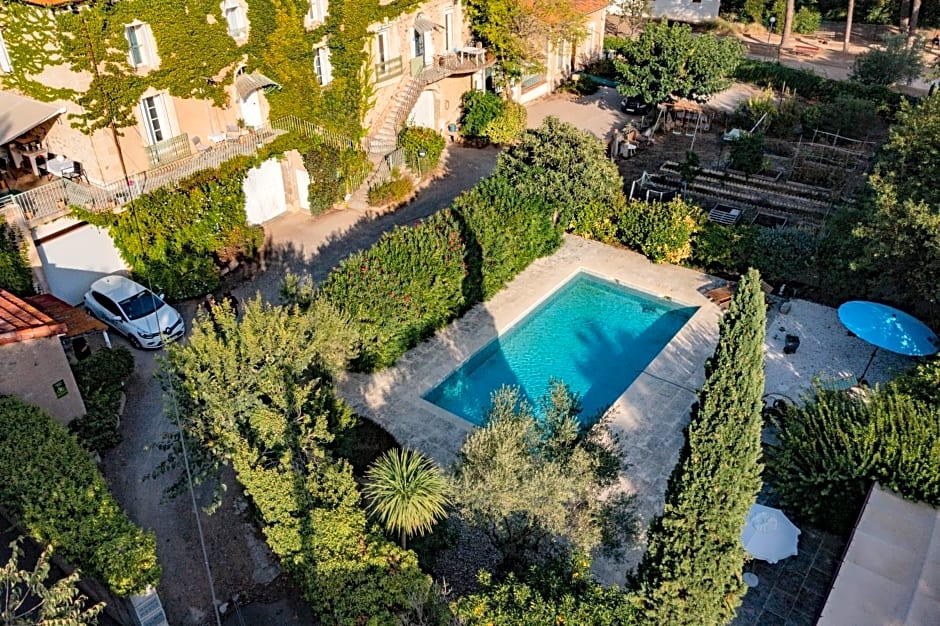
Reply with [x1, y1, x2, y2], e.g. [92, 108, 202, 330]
[25, 294, 107, 338]
[817, 484, 940, 626]
[0, 91, 66, 147]
[0, 290, 67, 345]
[571, 0, 609, 14]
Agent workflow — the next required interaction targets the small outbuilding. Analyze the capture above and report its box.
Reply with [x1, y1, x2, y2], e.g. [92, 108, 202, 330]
[0, 289, 85, 424]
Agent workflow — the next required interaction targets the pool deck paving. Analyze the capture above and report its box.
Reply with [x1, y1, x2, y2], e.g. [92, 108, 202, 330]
[337, 234, 725, 583]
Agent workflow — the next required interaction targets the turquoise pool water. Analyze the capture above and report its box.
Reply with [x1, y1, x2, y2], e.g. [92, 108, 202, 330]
[424, 272, 698, 426]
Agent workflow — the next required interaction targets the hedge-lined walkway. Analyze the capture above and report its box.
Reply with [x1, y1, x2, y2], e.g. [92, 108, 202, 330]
[235, 143, 499, 305]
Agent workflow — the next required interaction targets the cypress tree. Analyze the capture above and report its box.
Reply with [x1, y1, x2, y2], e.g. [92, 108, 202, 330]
[630, 268, 766, 625]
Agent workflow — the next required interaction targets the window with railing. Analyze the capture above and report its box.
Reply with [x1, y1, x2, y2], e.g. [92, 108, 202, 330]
[520, 73, 546, 92]
[145, 133, 191, 167]
[375, 55, 403, 81]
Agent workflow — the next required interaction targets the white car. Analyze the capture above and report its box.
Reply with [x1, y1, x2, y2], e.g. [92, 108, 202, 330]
[84, 275, 185, 349]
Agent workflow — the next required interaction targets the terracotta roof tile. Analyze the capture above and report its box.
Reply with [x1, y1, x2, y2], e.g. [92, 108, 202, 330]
[0, 290, 66, 345]
[571, 0, 609, 14]
[26, 294, 107, 338]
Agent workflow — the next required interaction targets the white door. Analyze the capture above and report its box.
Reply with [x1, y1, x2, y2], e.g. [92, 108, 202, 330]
[408, 90, 435, 129]
[423, 31, 434, 67]
[243, 158, 287, 224]
[240, 91, 263, 129]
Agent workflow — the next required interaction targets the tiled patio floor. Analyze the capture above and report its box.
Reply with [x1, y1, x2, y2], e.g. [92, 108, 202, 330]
[732, 524, 849, 626]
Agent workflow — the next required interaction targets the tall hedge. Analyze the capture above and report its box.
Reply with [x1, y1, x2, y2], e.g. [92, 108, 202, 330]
[0, 395, 161, 596]
[631, 269, 766, 625]
[321, 176, 559, 371]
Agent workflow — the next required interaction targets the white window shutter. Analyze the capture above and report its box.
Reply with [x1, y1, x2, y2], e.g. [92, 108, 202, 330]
[0, 30, 12, 73]
[321, 47, 333, 85]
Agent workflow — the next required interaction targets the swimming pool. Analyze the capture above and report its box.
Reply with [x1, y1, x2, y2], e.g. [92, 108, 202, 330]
[423, 272, 698, 426]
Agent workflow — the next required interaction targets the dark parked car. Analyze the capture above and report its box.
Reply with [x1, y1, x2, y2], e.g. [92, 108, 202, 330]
[620, 96, 651, 115]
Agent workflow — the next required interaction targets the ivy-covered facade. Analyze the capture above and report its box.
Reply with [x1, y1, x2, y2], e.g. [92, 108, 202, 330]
[0, 0, 480, 185]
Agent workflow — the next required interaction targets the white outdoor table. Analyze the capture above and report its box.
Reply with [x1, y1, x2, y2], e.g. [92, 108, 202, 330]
[45, 157, 76, 178]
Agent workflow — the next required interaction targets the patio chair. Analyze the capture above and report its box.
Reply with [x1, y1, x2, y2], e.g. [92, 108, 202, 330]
[192, 136, 211, 152]
[62, 161, 88, 184]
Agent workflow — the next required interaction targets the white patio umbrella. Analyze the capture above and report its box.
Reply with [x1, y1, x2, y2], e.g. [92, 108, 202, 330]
[741, 503, 801, 563]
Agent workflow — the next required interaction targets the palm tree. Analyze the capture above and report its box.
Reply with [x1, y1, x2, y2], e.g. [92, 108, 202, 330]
[364, 448, 449, 549]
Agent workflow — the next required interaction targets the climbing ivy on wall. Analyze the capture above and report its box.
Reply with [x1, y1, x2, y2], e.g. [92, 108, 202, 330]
[1, 0, 424, 139]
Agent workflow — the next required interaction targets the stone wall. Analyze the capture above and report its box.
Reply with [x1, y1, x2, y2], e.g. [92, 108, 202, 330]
[0, 336, 84, 425]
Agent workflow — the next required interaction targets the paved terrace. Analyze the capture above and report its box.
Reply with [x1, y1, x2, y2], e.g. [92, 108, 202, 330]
[337, 234, 725, 583]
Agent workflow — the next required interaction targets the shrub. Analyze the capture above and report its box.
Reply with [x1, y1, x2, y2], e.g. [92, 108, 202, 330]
[449, 174, 561, 301]
[459, 91, 504, 139]
[792, 7, 821, 34]
[616, 197, 703, 264]
[768, 386, 940, 533]
[303, 144, 370, 213]
[690, 221, 756, 273]
[321, 211, 467, 370]
[398, 126, 446, 172]
[496, 117, 623, 230]
[76, 157, 262, 301]
[851, 33, 925, 86]
[733, 59, 908, 120]
[0, 396, 161, 596]
[367, 172, 414, 206]
[742, 0, 764, 23]
[750, 226, 818, 285]
[484, 101, 527, 145]
[0, 222, 34, 296]
[801, 96, 881, 139]
[324, 176, 560, 371]
[729, 132, 767, 177]
[68, 347, 135, 453]
[558, 74, 600, 96]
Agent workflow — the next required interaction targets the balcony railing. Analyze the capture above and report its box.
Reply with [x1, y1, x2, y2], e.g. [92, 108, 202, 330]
[410, 56, 426, 78]
[375, 56, 403, 82]
[145, 133, 191, 167]
[10, 115, 360, 229]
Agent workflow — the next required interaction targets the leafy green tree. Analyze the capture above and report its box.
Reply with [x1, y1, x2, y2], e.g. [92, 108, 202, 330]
[465, 0, 585, 81]
[631, 269, 766, 626]
[1, 538, 104, 626]
[872, 94, 940, 208]
[0, 222, 34, 296]
[364, 448, 450, 549]
[451, 382, 636, 574]
[750, 226, 818, 286]
[496, 116, 623, 229]
[613, 21, 746, 105]
[851, 33, 925, 86]
[159, 298, 431, 623]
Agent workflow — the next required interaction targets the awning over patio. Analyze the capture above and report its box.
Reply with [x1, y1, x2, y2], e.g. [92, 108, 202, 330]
[414, 16, 441, 34]
[234, 72, 281, 101]
[0, 91, 66, 146]
[817, 484, 940, 626]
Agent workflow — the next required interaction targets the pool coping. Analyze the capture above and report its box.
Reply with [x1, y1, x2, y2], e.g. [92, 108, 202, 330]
[421, 267, 703, 427]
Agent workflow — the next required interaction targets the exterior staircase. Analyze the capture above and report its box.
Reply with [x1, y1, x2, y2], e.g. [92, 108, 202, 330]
[365, 53, 490, 155]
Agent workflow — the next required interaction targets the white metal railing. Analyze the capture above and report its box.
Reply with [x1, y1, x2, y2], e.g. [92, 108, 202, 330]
[11, 116, 357, 228]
